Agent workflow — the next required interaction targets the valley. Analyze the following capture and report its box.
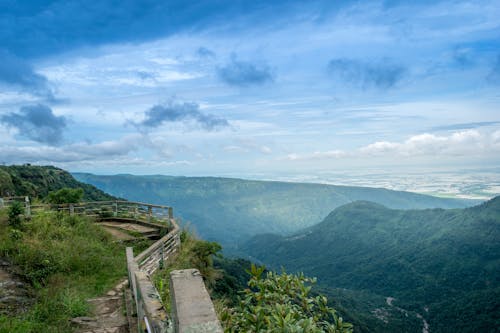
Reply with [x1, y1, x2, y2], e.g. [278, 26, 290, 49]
[73, 173, 478, 252]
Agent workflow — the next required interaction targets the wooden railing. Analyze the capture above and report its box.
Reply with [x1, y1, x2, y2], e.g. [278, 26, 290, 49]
[127, 218, 181, 333]
[1, 196, 220, 333]
[29, 200, 173, 223]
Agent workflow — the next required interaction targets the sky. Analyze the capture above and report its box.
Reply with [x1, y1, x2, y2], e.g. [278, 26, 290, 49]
[1, 0, 500, 182]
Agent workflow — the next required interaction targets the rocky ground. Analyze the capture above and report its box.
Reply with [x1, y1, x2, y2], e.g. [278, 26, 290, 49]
[0, 258, 33, 316]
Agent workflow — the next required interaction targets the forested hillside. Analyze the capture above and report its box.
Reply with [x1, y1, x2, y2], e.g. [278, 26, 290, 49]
[242, 197, 500, 332]
[73, 173, 478, 251]
[0, 165, 116, 201]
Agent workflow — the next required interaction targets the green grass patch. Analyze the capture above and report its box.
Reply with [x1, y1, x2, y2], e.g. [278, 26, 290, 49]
[0, 209, 127, 332]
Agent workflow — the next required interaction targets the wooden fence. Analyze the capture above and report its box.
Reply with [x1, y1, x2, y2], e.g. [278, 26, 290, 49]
[127, 217, 181, 332]
[1, 196, 220, 333]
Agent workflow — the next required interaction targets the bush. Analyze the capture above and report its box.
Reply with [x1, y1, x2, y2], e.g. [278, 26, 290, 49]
[8, 201, 23, 228]
[46, 187, 84, 204]
[222, 265, 354, 333]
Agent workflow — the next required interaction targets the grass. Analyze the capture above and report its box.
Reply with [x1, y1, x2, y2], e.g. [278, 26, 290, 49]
[152, 230, 222, 313]
[0, 208, 128, 333]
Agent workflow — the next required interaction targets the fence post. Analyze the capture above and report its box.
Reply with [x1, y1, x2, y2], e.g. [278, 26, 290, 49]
[148, 206, 152, 223]
[168, 207, 173, 220]
[69, 204, 74, 216]
[113, 201, 118, 217]
[0, 198, 4, 209]
[25, 196, 31, 218]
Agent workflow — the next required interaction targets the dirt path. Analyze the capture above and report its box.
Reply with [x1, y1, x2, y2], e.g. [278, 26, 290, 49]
[0, 260, 33, 316]
[101, 226, 136, 241]
[73, 279, 130, 333]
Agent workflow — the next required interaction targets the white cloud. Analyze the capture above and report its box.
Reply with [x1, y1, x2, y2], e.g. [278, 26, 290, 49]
[286, 129, 500, 163]
[287, 150, 348, 161]
[0, 134, 142, 164]
[359, 130, 490, 157]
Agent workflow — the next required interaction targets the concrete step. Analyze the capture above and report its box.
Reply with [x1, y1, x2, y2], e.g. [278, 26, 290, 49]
[73, 279, 130, 333]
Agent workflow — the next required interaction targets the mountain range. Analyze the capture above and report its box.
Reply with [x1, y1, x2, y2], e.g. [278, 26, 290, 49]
[73, 173, 478, 252]
[1, 166, 497, 331]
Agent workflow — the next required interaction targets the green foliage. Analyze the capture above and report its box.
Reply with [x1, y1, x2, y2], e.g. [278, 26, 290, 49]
[0, 209, 127, 332]
[7, 201, 23, 228]
[192, 241, 222, 274]
[212, 257, 253, 305]
[243, 198, 500, 333]
[222, 265, 353, 333]
[46, 187, 84, 204]
[0, 165, 117, 201]
[153, 231, 223, 310]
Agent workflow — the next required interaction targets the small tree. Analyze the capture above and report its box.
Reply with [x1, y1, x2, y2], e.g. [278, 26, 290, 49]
[46, 188, 84, 204]
[222, 265, 353, 333]
[192, 240, 222, 285]
[8, 201, 24, 228]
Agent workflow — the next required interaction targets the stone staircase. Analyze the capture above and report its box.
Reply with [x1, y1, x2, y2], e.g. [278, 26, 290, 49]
[72, 279, 131, 333]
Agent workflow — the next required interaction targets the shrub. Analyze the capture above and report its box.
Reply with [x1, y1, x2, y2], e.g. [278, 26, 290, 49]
[8, 201, 23, 228]
[46, 187, 84, 204]
[222, 264, 354, 333]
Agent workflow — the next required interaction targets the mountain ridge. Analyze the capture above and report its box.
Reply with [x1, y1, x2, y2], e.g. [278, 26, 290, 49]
[241, 197, 500, 333]
[0, 165, 117, 201]
[73, 172, 480, 251]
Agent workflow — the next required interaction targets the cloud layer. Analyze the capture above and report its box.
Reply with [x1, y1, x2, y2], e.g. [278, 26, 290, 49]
[1, 104, 66, 145]
[0, 0, 314, 59]
[0, 50, 54, 99]
[287, 130, 500, 161]
[139, 101, 229, 131]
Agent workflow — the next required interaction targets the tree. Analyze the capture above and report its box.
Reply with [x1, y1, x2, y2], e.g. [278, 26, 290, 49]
[191, 240, 222, 285]
[46, 187, 84, 204]
[222, 265, 353, 333]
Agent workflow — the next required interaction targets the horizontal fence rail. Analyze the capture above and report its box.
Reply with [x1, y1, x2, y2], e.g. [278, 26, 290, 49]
[1, 196, 221, 333]
[127, 217, 181, 333]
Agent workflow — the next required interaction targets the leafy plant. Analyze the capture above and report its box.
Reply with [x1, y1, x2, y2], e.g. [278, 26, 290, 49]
[222, 264, 353, 333]
[8, 201, 24, 228]
[46, 187, 84, 204]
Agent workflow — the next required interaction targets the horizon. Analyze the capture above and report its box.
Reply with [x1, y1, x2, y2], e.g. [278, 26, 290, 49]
[1, 0, 499, 196]
[69, 166, 498, 200]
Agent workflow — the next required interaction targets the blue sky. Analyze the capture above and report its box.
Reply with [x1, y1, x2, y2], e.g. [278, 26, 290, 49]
[0, 0, 499, 178]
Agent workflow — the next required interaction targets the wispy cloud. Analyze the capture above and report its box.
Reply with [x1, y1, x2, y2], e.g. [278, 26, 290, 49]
[431, 121, 500, 131]
[452, 47, 475, 69]
[217, 55, 273, 87]
[327, 58, 406, 89]
[287, 150, 347, 161]
[197, 47, 216, 58]
[1, 104, 66, 145]
[0, 50, 54, 99]
[137, 100, 229, 131]
[487, 54, 500, 83]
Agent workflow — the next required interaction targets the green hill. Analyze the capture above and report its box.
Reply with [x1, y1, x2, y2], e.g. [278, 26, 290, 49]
[73, 173, 478, 251]
[0, 165, 116, 201]
[241, 197, 500, 332]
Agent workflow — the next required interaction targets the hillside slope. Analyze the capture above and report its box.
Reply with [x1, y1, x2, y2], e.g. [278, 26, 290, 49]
[242, 197, 500, 332]
[0, 165, 116, 201]
[73, 173, 479, 250]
